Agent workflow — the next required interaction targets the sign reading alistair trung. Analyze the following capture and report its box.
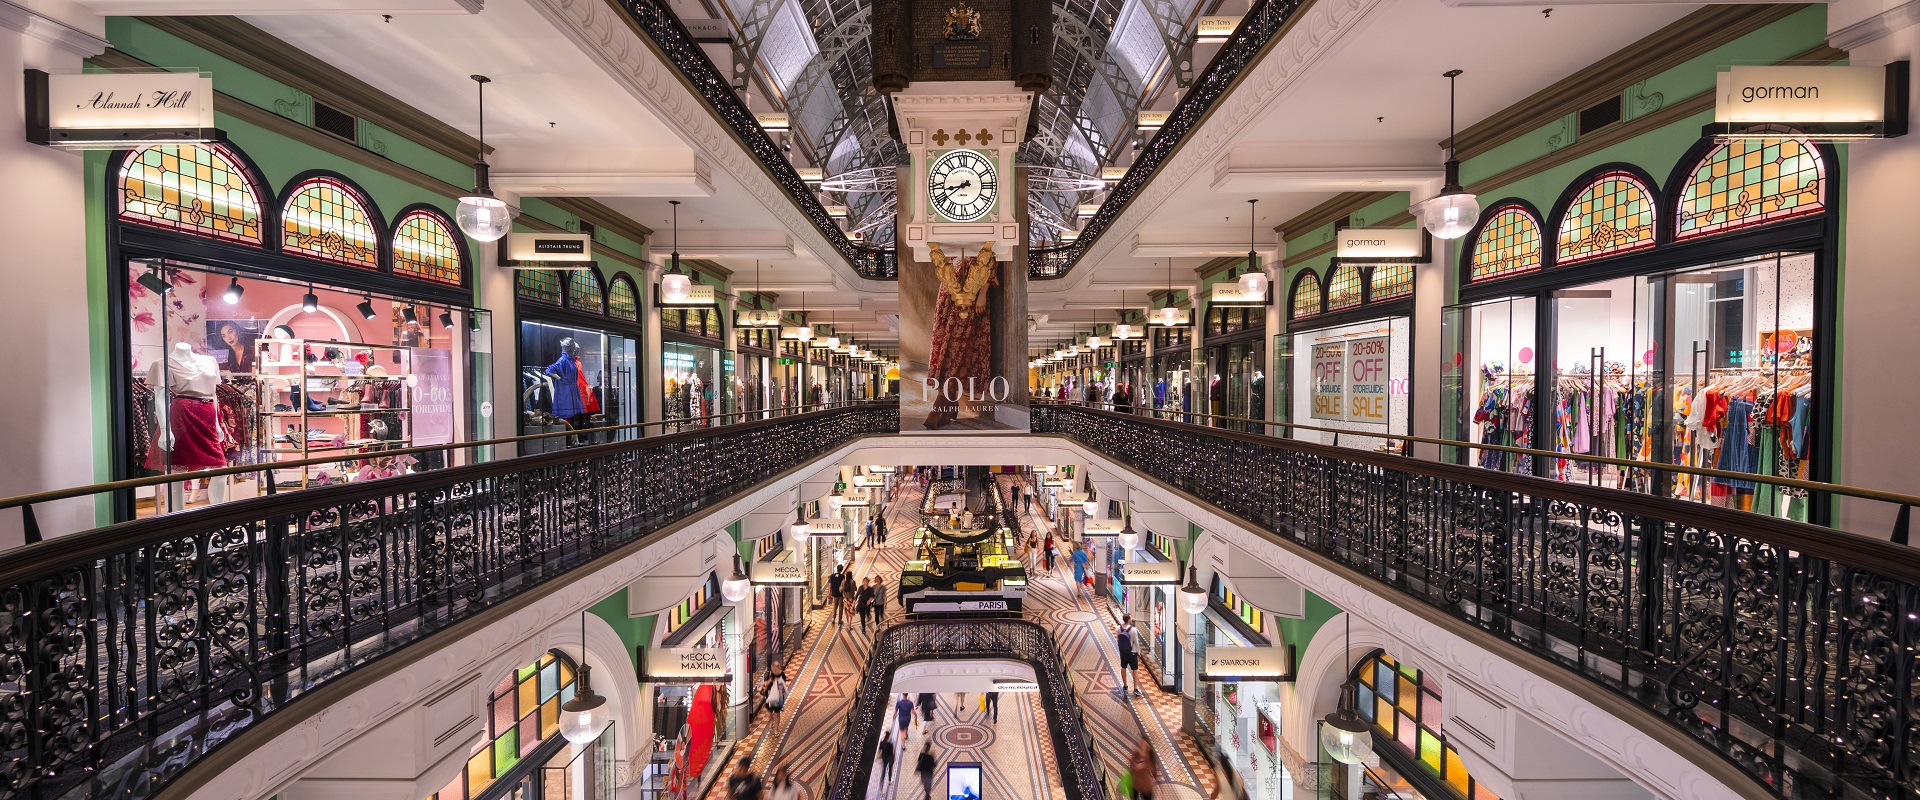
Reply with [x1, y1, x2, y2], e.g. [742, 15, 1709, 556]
[502, 232, 594, 268]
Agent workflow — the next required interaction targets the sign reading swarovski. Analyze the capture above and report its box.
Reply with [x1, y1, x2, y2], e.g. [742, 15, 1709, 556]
[1201, 646, 1292, 682]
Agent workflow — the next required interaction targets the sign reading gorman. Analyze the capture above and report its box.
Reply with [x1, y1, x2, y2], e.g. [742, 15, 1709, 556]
[644, 646, 731, 682]
[1201, 646, 1290, 682]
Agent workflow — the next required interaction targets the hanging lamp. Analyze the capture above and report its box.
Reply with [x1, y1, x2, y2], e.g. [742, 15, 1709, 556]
[661, 201, 693, 303]
[1414, 69, 1480, 240]
[1320, 615, 1376, 764]
[1157, 259, 1181, 326]
[1177, 565, 1208, 615]
[1239, 199, 1268, 295]
[558, 613, 608, 745]
[455, 75, 512, 242]
[721, 554, 751, 602]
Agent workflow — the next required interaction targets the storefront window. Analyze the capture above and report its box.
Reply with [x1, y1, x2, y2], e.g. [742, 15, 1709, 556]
[118, 143, 264, 244]
[280, 176, 381, 268]
[1466, 205, 1542, 283]
[1283, 317, 1408, 452]
[393, 208, 466, 286]
[1554, 170, 1656, 265]
[665, 342, 721, 426]
[1349, 650, 1501, 800]
[429, 650, 580, 800]
[518, 321, 637, 446]
[1444, 297, 1537, 473]
[1674, 131, 1825, 240]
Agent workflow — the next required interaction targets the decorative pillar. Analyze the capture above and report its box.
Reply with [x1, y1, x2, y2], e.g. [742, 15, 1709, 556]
[641, 261, 665, 429]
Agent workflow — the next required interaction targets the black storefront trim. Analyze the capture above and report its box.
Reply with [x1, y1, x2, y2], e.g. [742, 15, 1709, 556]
[661, 598, 727, 647]
[664, 331, 726, 348]
[1285, 299, 1413, 335]
[517, 301, 647, 339]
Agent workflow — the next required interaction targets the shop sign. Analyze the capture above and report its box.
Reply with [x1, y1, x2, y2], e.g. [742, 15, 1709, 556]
[1149, 307, 1193, 326]
[1210, 283, 1269, 307]
[1201, 646, 1293, 682]
[1195, 15, 1241, 42]
[1715, 65, 1892, 125]
[643, 646, 731, 682]
[780, 326, 813, 341]
[501, 232, 594, 268]
[1120, 559, 1180, 584]
[29, 71, 217, 148]
[991, 680, 1039, 693]
[754, 112, 790, 131]
[807, 518, 847, 535]
[737, 309, 781, 327]
[661, 284, 717, 306]
[1137, 110, 1169, 130]
[1334, 227, 1429, 263]
[750, 560, 807, 585]
[916, 599, 1015, 612]
[680, 18, 731, 42]
[1309, 337, 1390, 423]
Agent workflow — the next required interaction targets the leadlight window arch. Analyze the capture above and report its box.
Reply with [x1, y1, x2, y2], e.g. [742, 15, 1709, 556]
[391, 207, 465, 286]
[428, 650, 580, 800]
[1466, 204, 1543, 283]
[1326, 264, 1364, 311]
[566, 268, 607, 314]
[1288, 270, 1323, 320]
[280, 175, 381, 268]
[663, 573, 720, 636]
[1351, 650, 1501, 800]
[1675, 129, 1825, 241]
[608, 274, 640, 321]
[118, 143, 265, 245]
[516, 269, 563, 306]
[1369, 263, 1413, 301]
[1554, 170, 1656, 265]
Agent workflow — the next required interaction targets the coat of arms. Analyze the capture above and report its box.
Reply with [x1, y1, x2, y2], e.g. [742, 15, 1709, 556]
[944, 0, 982, 40]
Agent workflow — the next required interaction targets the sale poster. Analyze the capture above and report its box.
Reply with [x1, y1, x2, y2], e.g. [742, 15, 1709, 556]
[1345, 337, 1390, 423]
[410, 347, 454, 446]
[1309, 343, 1345, 421]
[899, 241, 1028, 433]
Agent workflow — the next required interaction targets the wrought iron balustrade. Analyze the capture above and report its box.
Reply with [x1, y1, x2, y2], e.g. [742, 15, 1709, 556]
[0, 404, 898, 800]
[1027, 245, 1075, 280]
[1033, 404, 1920, 800]
[849, 244, 898, 280]
[821, 620, 1105, 800]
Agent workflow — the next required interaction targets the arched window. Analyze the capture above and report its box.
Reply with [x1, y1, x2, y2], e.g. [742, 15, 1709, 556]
[1466, 205, 1542, 283]
[1554, 171, 1655, 265]
[1675, 131, 1825, 241]
[1352, 650, 1501, 800]
[281, 176, 380, 268]
[1369, 263, 1413, 301]
[429, 650, 580, 800]
[1326, 264, 1364, 311]
[516, 269, 563, 305]
[118, 143, 265, 244]
[664, 573, 720, 637]
[391, 208, 465, 286]
[1289, 271, 1323, 320]
[609, 274, 640, 321]
[566, 268, 606, 314]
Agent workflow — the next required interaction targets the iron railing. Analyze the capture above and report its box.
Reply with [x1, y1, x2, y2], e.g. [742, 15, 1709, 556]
[0, 403, 897, 800]
[1033, 403, 1920, 800]
[617, 1, 898, 282]
[820, 620, 1105, 800]
[1034, 0, 1305, 280]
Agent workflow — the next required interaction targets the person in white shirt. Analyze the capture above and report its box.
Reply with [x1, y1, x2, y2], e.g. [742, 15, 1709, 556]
[768, 766, 801, 800]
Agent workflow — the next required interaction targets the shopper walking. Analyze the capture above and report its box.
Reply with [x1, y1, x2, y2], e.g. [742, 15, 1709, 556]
[1208, 750, 1250, 800]
[916, 741, 938, 800]
[769, 766, 801, 800]
[1128, 739, 1156, 800]
[895, 693, 916, 738]
[873, 579, 889, 628]
[856, 577, 876, 632]
[1042, 534, 1056, 572]
[764, 671, 789, 725]
[726, 756, 762, 800]
[828, 565, 848, 624]
[1071, 543, 1090, 591]
[1115, 615, 1141, 697]
[917, 691, 937, 723]
[983, 690, 999, 723]
[878, 732, 899, 791]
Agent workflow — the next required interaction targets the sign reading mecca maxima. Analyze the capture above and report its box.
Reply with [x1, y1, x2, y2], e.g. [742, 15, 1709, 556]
[750, 559, 807, 586]
[1309, 337, 1390, 424]
[643, 646, 732, 682]
[1201, 646, 1291, 682]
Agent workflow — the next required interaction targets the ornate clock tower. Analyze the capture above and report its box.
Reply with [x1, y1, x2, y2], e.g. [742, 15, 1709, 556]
[871, 0, 1052, 431]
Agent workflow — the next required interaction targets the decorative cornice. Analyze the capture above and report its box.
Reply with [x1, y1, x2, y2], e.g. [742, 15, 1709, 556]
[135, 15, 486, 165]
[1444, 4, 1808, 161]
[1828, 0, 1920, 51]
[542, 196, 654, 244]
[0, 0, 108, 58]
[1277, 191, 1391, 246]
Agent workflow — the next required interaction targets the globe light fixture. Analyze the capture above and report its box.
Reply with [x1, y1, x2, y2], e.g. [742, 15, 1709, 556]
[720, 554, 751, 602]
[1239, 199, 1269, 296]
[1178, 565, 1208, 615]
[456, 76, 512, 242]
[1118, 517, 1141, 551]
[787, 507, 810, 548]
[1158, 306, 1180, 326]
[1319, 616, 1375, 764]
[1414, 70, 1480, 240]
[660, 201, 694, 303]
[558, 613, 608, 745]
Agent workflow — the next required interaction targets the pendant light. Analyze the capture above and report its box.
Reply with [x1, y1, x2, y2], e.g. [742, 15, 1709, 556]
[825, 305, 841, 350]
[1157, 260, 1181, 326]
[660, 201, 693, 303]
[1414, 69, 1480, 240]
[1177, 564, 1208, 616]
[1117, 516, 1140, 551]
[558, 613, 608, 745]
[356, 295, 378, 320]
[456, 75, 512, 242]
[786, 506, 811, 548]
[720, 554, 751, 603]
[1239, 199, 1268, 295]
[1320, 615, 1376, 764]
[793, 291, 814, 342]
[222, 275, 245, 305]
[301, 284, 319, 314]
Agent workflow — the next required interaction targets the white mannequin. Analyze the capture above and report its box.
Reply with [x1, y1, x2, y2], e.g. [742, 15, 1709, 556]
[147, 342, 229, 508]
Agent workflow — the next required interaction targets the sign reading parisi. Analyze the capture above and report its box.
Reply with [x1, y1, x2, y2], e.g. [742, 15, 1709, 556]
[1202, 646, 1290, 681]
[645, 647, 730, 680]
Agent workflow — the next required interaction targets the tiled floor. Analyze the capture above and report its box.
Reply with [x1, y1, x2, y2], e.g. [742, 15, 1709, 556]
[706, 477, 1217, 800]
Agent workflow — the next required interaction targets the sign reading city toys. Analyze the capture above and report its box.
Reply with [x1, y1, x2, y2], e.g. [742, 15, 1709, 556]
[750, 559, 807, 586]
[643, 646, 731, 682]
[1201, 646, 1291, 682]
[1712, 63, 1910, 138]
[501, 232, 594, 268]
[1120, 559, 1180, 585]
[1334, 226, 1429, 263]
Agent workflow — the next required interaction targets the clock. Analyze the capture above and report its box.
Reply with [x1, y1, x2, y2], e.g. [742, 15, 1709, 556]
[927, 149, 997, 222]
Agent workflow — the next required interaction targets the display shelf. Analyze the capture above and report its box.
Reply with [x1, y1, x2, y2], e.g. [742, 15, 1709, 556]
[254, 338, 415, 490]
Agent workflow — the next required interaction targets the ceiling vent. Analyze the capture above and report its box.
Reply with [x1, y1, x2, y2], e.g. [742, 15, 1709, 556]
[313, 101, 357, 142]
[1578, 95, 1622, 136]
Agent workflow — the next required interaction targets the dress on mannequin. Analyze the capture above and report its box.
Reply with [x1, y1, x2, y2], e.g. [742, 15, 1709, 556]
[146, 343, 228, 471]
[545, 340, 584, 419]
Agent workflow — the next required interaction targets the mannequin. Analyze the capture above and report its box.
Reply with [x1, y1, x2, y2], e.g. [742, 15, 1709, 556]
[546, 337, 585, 423]
[147, 342, 230, 508]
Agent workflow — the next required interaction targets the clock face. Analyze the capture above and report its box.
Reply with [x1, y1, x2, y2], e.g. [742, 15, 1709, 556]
[928, 149, 998, 222]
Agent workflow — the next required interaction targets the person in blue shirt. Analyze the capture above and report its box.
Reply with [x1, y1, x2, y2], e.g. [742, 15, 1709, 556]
[1071, 543, 1090, 590]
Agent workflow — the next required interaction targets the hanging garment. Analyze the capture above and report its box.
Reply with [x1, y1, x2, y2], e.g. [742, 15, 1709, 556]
[149, 397, 228, 470]
[577, 368, 601, 415]
[545, 353, 584, 418]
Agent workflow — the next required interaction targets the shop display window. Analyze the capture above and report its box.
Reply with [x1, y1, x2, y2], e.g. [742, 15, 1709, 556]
[1350, 650, 1500, 800]
[429, 650, 580, 800]
[518, 320, 637, 446]
[1369, 263, 1413, 301]
[1554, 170, 1656, 265]
[664, 342, 721, 426]
[1282, 317, 1409, 452]
[280, 176, 381, 268]
[1675, 132, 1825, 241]
[1466, 204, 1542, 283]
[1288, 271, 1323, 320]
[391, 209, 465, 286]
[609, 275, 641, 321]
[1444, 297, 1537, 473]
[1326, 264, 1364, 311]
[118, 143, 264, 244]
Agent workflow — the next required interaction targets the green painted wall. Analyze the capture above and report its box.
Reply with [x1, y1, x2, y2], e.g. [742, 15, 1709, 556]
[589, 588, 657, 670]
[1276, 590, 1341, 657]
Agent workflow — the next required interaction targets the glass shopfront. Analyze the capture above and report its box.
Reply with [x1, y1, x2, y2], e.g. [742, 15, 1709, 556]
[514, 267, 642, 450]
[110, 142, 488, 519]
[735, 326, 775, 415]
[1443, 133, 1833, 521]
[1150, 323, 1193, 419]
[1202, 305, 1267, 429]
[664, 341, 721, 426]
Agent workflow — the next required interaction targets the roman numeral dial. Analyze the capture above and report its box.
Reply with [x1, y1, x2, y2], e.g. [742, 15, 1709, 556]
[928, 149, 998, 222]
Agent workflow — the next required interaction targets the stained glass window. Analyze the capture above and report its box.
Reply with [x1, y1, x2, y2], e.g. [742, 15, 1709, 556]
[609, 275, 640, 320]
[1327, 264, 1364, 311]
[1676, 131, 1825, 241]
[516, 269, 563, 305]
[1210, 577, 1265, 634]
[1555, 171, 1655, 265]
[664, 574, 718, 636]
[392, 209, 464, 286]
[428, 651, 578, 800]
[1468, 205, 1543, 282]
[118, 143, 264, 244]
[567, 269, 605, 314]
[281, 177, 380, 268]
[1352, 651, 1499, 800]
[1290, 271, 1323, 320]
[1369, 263, 1413, 301]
